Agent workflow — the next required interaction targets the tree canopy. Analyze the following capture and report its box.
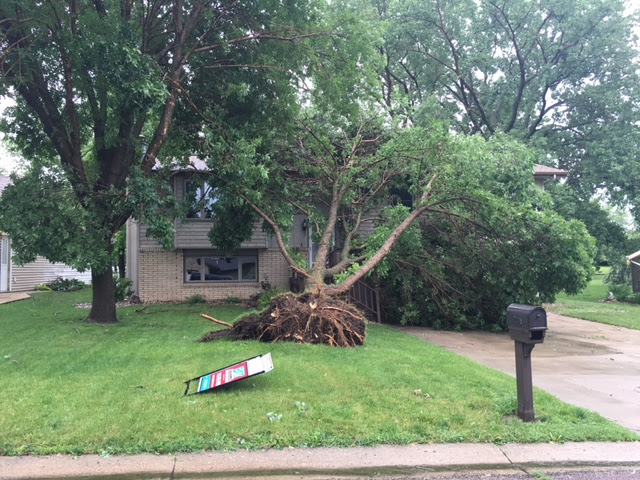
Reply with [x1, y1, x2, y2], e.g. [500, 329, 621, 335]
[377, 0, 640, 215]
[0, 0, 621, 329]
[0, 0, 349, 321]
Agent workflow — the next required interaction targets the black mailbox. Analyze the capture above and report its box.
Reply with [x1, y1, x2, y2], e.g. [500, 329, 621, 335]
[507, 304, 547, 344]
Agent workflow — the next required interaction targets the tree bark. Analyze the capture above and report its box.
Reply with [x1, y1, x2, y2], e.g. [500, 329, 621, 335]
[87, 266, 117, 323]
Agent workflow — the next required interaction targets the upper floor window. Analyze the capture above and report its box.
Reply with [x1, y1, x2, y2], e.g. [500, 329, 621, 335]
[185, 180, 219, 219]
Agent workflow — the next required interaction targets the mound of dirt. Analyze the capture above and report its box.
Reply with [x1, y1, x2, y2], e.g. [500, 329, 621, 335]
[199, 293, 366, 347]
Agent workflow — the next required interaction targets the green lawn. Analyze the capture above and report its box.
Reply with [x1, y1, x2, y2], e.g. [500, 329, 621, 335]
[548, 271, 640, 330]
[0, 290, 636, 456]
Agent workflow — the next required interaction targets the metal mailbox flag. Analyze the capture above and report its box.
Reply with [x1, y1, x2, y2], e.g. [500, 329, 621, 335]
[183, 353, 274, 395]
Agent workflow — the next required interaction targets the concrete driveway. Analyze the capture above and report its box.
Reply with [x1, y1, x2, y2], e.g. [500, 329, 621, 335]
[0, 292, 30, 304]
[399, 312, 640, 434]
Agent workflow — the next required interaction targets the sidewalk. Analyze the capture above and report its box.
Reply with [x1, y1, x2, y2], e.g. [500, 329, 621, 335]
[0, 292, 30, 305]
[1, 442, 639, 479]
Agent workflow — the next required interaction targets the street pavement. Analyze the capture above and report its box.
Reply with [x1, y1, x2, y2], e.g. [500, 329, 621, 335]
[400, 311, 640, 434]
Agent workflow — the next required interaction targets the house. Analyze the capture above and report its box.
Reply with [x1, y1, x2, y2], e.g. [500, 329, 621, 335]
[0, 175, 92, 292]
[126, 161, 569, 304]
[125, 160, 310, 302]
[627, 251, 640, 294]
[533, 164, 568, 190]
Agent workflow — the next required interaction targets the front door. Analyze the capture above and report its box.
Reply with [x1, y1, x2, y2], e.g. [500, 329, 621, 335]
[0, 235, 9, 292]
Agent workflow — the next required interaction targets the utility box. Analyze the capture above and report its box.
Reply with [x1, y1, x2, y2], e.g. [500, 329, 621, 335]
[507, 304, 547, 344]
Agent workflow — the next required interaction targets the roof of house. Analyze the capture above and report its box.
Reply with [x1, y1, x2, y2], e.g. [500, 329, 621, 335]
[153, 156, 209, 172]
[534, 164, 568, 177]
[0, 175, 10, 195]
[628, 250, 640, 261]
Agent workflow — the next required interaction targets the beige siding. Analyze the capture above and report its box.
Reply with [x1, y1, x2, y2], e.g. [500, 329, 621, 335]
[139, 223, 164, 249]
[290, 213, 309, 250]
[140, 218, 269, 249]
[137, 248, 290, 303]
[10, 256, 92, 292]
[174, 219, 268, 249]
[358, 205, 385, 240]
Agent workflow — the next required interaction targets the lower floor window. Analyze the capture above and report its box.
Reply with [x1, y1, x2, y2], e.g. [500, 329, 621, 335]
[185, 252, 258, 282]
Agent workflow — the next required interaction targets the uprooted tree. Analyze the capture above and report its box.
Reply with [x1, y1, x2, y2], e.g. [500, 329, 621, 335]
[197, 112, 595, 341]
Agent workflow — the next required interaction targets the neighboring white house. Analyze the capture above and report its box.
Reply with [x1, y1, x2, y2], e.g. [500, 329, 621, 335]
[0, 175, 91, 292]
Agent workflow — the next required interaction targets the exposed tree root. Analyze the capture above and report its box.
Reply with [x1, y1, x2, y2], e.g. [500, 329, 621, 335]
[199, 293, 366, 347]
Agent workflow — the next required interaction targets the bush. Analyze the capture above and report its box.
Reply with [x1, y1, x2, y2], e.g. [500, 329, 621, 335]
[609, 284, 640, 304]
[113, 276, 133, 302]
[604, 257, 632, 286]
[47, 277, 86, 292]
[609, 284, 632, 301]
[186, 294, 206, 304]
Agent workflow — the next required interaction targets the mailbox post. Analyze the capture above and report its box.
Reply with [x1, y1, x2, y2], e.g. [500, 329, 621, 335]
[506, 304, 547, 422]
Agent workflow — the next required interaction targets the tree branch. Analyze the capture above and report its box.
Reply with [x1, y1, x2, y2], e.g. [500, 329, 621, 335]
[237, 192, 310, 278]
[325, 174, 439, 296]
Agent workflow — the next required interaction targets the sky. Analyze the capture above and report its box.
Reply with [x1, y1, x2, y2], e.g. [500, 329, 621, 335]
[1, 0, 640, 175]
[0, 96, 17, 175]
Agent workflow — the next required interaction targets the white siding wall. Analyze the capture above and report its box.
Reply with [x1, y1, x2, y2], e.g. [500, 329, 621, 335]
[11, 255, 92, 292]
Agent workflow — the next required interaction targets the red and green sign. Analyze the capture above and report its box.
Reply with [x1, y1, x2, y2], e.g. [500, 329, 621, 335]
[184, 353, 274, 395]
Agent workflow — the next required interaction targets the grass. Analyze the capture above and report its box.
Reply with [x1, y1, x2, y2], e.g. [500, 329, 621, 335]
[548, 270, 640, 330]
[0, 290, 636, 456]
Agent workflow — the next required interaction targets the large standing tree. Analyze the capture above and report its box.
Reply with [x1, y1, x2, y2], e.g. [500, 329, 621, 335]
[376, 0, 640, 214]
[0, 0, 331, 322]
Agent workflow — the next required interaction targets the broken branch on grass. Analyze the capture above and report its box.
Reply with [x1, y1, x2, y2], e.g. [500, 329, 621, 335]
[201, 314, 233, 329]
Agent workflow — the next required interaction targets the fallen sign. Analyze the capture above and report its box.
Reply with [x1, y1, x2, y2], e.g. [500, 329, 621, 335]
[183, 353, 274, 396]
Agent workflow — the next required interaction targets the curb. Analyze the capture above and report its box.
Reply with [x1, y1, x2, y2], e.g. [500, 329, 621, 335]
[1, 442, 639, 479]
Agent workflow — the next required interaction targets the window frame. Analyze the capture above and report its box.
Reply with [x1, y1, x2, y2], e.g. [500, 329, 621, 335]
[184, 250, 259, 284]
[185, 179, 219, 219]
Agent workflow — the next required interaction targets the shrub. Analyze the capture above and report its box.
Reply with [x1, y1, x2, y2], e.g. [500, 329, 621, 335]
[604, 257, 632, 285]
[223, 296, 243, 305]
[609, 284, 640, 304]
[47, 277, 86, 292]
[186, 294, 206, 304]
[34, 283, 52, 291]
[113, 276, 133, 302]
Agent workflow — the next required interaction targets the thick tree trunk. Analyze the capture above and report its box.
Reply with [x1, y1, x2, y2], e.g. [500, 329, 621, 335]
[87, 267, 117, 323]
[303, 276, 326, 295]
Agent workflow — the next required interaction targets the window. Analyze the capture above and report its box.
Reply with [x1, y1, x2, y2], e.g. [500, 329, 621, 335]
[185, 180, 219, 219]
[185, 252, 258, 283]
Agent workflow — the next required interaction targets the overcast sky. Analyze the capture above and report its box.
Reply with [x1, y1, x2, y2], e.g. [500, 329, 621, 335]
[1, 0, 639, 175]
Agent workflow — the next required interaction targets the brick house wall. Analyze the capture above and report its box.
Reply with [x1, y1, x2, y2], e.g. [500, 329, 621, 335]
[127, 169, 307, 303]
[134, 241, 294, 303]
